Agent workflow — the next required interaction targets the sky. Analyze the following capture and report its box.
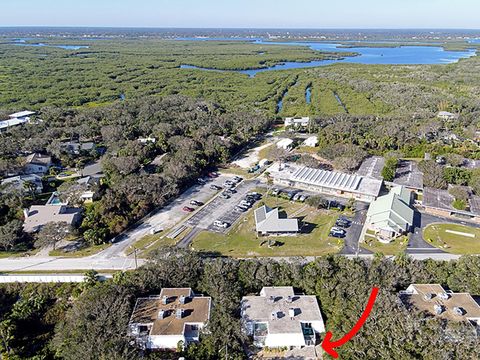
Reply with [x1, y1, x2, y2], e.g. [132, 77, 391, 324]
[1, 0, 479, 29]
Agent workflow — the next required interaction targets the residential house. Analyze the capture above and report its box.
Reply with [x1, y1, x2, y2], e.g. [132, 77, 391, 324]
[80, 161, 103, 177]
[437, 111, 459, 121]
[276, 138, 294, 150]
[400, 284, 480, 328]
[1, 174, 43, 193]
[270, 163, 383, 203]
[365, 186, 414, 243]
[23, 204, 82, 233]
[241, 287, 325, 348]
[128, 288, 211, 350]
[138, 136, 157, 144]
[0, 111, 36, 132]
[61, 141, 96, 155]
[303, 136, 318, 147]
[254, 205, 299, 235]
[284, 117, 310, 128]
[422, 186, 480, 223]
[23, 153, 52, 175]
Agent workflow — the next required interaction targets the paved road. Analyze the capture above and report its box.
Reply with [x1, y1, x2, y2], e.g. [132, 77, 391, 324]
[340, 202, 371, 255]
[90, 174, 234, 259]
[0, 257, 143, 272]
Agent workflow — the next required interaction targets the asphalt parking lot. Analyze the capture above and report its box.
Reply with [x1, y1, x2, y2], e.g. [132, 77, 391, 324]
[185, 179, 262, 233]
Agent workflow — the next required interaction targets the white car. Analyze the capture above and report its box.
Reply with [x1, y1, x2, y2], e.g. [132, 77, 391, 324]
[213, 220, 229, 228]
[150, 226, 164, 235]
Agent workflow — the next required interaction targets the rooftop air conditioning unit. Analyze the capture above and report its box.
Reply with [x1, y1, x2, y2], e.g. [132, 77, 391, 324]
[176, 309, 184, 319]
[179, 295, 188, 304]
[271, 312, 277, 320]
[158, 310, 165, 319]
[453, 307, 464, 316]
[438, 292, 450, 301]
[424, 293, 433, 301]
[289, 308, 296, 318]
[434, 304, 444, 315]
[286, 295, 293, 303]
[268, 295, 275, 304]
[162, 296, 169, 305]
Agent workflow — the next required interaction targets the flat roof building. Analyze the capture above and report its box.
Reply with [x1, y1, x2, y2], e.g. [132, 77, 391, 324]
[400, 284, 480, 327]
[270, 163, 383, 203]
[276, 138, 294, 150]
[129, 288, 211, 350]
[254, 205, 299, 235]
[23, 205, 82, 233]
[366, 186, 414, 243]
[303, 136, 318, 147]
[423, 187, 480, 223]
[285, 117, 310, 128]
[1, 174, 43, 194]
[0, 111, 36, 132]
[241, 287, 325, 349]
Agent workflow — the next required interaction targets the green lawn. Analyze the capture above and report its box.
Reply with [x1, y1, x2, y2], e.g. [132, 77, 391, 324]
[49, 243, 110, 258]
[423, 223, 480, 254]
[191, 197, 342, 257]
[361, 234, 408, 255]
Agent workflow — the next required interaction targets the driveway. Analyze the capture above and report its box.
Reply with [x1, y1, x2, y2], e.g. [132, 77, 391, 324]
[340, 202, 371, 255]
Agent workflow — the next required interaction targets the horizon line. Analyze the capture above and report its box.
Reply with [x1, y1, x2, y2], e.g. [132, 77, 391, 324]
[1, 26, 480, 31]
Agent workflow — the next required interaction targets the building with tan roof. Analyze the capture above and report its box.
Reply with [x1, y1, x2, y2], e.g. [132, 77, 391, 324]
[241, 287, 325, 349]
[399, 284, 480, 328]
[128, 288, 211, 350]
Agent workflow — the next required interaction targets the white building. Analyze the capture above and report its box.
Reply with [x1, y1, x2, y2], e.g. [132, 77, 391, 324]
[365, 186, 414, 243]
[270, 163, 383, 203]
[254, 205, 299, 235]
[128, 288, 211, 350]
[241, 287, 325, 348]
[437, 111, 459, 121]
[23, 153, 52, 175]
[303, 136, 318, 147]
[0, 111, 36, 132]
[285, 117, 310, 128]
[276, 138, 294, 150]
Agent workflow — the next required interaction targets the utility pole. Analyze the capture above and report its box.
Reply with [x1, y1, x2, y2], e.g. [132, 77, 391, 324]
[134, 246, 138, 269]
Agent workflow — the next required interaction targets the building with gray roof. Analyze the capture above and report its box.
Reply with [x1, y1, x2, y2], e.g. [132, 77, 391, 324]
[23, 205, 82, 233]
[366, 186, 414, 243]
[241, 287, 325, 349]
[271, 163, 383, 203]
[254, 205, 299, 235]
[423, 186, 480, 222]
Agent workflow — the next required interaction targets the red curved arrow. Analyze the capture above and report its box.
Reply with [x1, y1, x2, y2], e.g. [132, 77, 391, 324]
[321, 287, 379, 358]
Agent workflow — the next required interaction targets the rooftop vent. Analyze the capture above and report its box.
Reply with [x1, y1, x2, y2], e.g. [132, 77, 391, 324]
[179, 295, 189, 305]
[286, 295, 294, 303]
[161, 296, 169, 305]
[268, 295, 275, 304]
[157, 310, 166, 319]
[271, 312, 277, 320]
[176, 309, 184, 319]
[453, 307, 465, 316]
[434, 304, 444, 315]
[424, 293, 434, 301]
[289, 308, 296, 318]
[438, 292, 450, 301]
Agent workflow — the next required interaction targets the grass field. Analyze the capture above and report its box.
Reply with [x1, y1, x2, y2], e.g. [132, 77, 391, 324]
[361, 233, 408, 255]
[191, 196, 342, 257]
[49, 243, 110, 258]
[423, 223, 480, 254]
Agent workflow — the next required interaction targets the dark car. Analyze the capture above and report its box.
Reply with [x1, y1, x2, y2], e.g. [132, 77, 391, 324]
[182, 206, 195, 212]
[335, 218, 351, 228]
[329, 201, 345, 211]
[210, 184, 222, 190]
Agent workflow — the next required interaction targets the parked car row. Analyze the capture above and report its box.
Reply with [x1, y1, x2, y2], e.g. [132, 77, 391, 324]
[329, 217, 352, 238]
[234, 192, 262, 212]
[270, 188, 309, 202]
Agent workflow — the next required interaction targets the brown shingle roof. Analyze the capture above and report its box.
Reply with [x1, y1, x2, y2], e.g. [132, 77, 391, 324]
[130, 288, 211, 336]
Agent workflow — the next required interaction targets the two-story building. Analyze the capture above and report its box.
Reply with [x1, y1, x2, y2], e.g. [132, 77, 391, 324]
[241, 287, 325, 349]
[128, 288, 211, 350]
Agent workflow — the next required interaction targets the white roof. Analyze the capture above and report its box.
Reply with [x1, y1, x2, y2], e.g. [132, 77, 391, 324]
[0, 117, 28, 130]
[277, 138, 294, 148]
[285, 117, 310, 123]
[254, 205, 299, 233]
[241, 287, 324, 335]
[9, 111, 36, 118]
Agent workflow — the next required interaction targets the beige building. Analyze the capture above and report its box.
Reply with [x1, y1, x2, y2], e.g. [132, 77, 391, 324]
[400, 284, 480, 328]
[128, 288, 211, 350]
